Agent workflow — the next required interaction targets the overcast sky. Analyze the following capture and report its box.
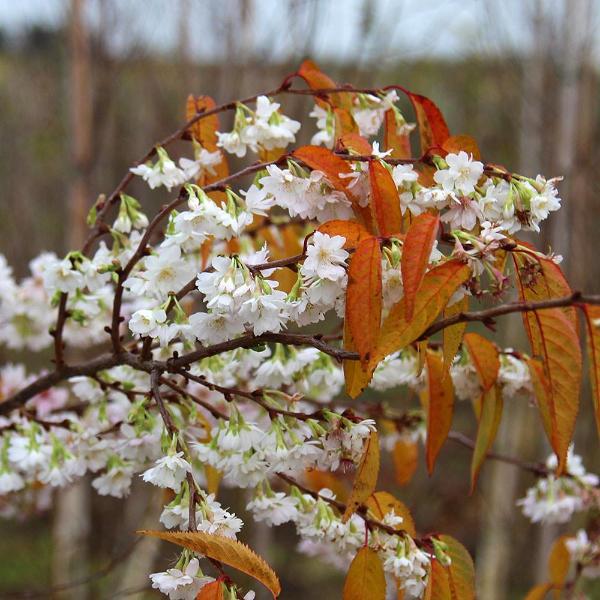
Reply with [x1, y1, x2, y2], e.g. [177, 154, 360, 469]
[1, 0, 598, 64]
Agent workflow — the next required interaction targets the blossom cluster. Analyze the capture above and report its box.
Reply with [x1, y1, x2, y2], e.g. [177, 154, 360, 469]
[0, 83, 593, 598]
[517, 449, 600, 524]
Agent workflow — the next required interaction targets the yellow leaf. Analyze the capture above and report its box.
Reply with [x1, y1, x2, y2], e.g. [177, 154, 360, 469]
[317, 220, 372, 249]
[463, 333, 500, 393]
[437, 535, 475, 600]
[343, 547, 386, 600]
[425, 560, 452, 600]
[523, 583, 554, 600]
[425, 351, 455, 474]
[343, 431, 380, 522]
[365, 491, 416, 537]
[138, 531, 281, 598]
[470, 385, 503, 491]
[548, 536, 571, 589]
[442, 296, 469, 372]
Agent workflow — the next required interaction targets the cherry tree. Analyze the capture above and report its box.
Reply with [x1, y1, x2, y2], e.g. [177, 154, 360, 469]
[1, 60, 599, 599]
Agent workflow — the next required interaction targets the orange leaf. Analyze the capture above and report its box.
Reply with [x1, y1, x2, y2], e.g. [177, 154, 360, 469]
[138, 531, 281, 598]
[470, 385, 503, 491]
[304, 469, 349, 503]
[384, 109, 412, 159]
[524, 584, 554, 600]
[392, 439, 419, 486]
[441, 135, 481, 161]
[582, 305, 600, 436]
[369, 160, 403, 237]
[425, 351, 455, 474]
[527, 358, 553, 443]
[365, 491, 416, 537]
[334, 107, 359, 141]
[408, 93, 450, 154]
[346, 237, 382, 363]
[371, 261, 471, 370]
[426, 560, 452, 600]
[513, 251, 578, 356]
[196, 580, 224, 600]
[548, 536, 571, 589]
[293, 145, 364, 212]
[342, 547, 386, 600]
[531, 308, 582, 474]
[442, 296, 469, 372]
[187, 95, 219, 150]
[343, 318, 372, 398]
[343, 431, 380, 522]
[317, 220, 372, 250]
[401, 213, 440, 321]
[463, 333, 500, 393]
[337, 132, 374, 156]
[297, 59, 352, 110]
[437, 535, 475, 600]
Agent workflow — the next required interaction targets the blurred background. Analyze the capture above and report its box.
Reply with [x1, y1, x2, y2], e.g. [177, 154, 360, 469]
[0, 0, 599, 598]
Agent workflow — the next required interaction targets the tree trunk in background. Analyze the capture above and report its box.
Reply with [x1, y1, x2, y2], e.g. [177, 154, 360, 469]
[535, 0, 594, 582]
[477, 4, 547, 596]
[52, 1, 93, 598]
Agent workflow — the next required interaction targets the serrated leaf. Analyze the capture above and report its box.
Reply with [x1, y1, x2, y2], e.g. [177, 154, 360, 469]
[343, 547, 386, 600]
[425, 351, 455, 474]
[138, 531, 281, 598]
[463, 333, 500, 393]
[401, 213, 440, 321]
[408, 93, 450, 154]
[317, 220, 372, 249]
[470, 385, 503, 491]
[369, 160, 403, 237]
[392, 439, 419, 487]
[531, 308, 582, 474]
[441, 135, 481, 160]
[582, 305, 600, 436]
[437, 535, 475, 600]
[442, 296, 469, 371]
[196, 580, 224, 600]
[384, 109, 412, 159]
[371, 261, 471, 370]
[365, 491, 416, 537]
[343, 431, 380, 522]
[346, 237, 382, 364]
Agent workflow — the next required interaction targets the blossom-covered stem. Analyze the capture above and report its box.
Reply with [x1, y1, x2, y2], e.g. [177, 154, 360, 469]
[420, 292, 600, 339]
[173, 367, 324, 422]
[276, 472, 407, 539]
[168, 332, 359, 369]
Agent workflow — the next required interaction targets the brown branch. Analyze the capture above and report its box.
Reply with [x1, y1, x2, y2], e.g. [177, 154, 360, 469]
[447, 431, 548, 476]
[420, 292, 600, 339]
